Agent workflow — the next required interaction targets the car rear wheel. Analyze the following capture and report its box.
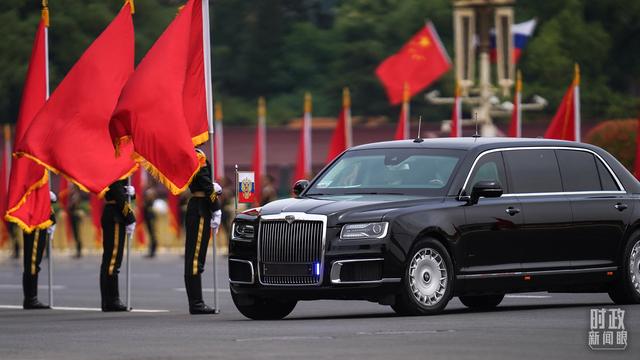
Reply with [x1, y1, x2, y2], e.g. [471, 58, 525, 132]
[392, 238, 454, 316]
[231, 292, 297, 320]
[459, 294, 504, 309]
[609, 234, 640, 305]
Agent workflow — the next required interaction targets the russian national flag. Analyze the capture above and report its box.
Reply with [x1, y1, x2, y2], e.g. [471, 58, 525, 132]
[490, 19, 537, 63]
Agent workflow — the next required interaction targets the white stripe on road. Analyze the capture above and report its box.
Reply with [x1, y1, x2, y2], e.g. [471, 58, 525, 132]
[0, 284, 66, 290]
[173, 287, 230, 293]
[0, 305, 169, 313]
[505, 294, 551, 299]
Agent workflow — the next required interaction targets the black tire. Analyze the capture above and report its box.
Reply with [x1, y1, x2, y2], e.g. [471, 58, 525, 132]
[608, 234, 640, 305]
[392, 238, 454, 316]
[459, 294, 505, 310]
[231, 291, 297, 320]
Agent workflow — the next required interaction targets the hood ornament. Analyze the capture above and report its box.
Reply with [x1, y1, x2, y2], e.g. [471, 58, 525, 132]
[284, 215, 295, 224]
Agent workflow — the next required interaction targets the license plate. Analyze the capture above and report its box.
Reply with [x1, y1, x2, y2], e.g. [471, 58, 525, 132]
[263, 263, 312, 276]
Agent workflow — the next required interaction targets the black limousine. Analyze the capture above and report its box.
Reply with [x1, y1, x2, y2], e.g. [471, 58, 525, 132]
[229, 138, 640, 319]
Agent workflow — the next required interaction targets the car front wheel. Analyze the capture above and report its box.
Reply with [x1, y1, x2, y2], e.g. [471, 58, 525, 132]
[231, 292, 297, 320]
[392, 238, 454, 316]
[609, 234, 640, 305]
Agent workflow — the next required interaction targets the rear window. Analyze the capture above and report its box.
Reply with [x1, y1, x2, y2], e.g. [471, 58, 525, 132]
[555, 150, 601, 191]
[503, 149, 563, 193]
[596, 158, 620, 191]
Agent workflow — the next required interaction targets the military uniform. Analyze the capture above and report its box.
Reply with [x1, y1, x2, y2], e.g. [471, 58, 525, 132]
[22, 212, 56, 309]
[185, 156, 221, 314]
[100, 180, 135, 312]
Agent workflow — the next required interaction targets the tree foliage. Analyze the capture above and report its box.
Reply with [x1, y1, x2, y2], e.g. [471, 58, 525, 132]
[1, 0, 638, 126]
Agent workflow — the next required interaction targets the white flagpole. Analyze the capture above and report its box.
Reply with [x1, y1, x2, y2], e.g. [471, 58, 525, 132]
[202, 0, 219, 313]
[125, 177, 132, 310]
[43, 3, 54, 308]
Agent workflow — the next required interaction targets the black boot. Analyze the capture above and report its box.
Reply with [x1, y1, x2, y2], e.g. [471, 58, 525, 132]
[22, 273, 49, 310]
[101, 274, 128, 312]
[185, 275, 216, 314]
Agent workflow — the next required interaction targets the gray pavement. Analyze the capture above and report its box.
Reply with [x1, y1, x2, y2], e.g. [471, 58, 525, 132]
[0, 251, 638, 360]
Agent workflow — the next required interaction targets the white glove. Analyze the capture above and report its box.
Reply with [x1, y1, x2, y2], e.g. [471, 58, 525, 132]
[125, 185, 135, 197]
[126, 222, 136, 236]
[210, 210, 222, 234]
[49, 191, 57, 203]
[213, 182, 222, 195]
[47, 224, 56, 239]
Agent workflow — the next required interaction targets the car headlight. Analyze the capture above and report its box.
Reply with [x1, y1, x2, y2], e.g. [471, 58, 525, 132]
[232, 222, 255, 241]
[340, 222, 389, 240]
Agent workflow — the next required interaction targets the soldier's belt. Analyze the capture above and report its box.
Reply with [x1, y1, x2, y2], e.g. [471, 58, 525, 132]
[105, 200, 116, 204]
[191, 191, 206, 198]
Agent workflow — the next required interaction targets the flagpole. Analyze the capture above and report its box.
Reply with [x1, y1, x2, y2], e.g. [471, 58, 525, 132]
[124, 0, 135, 312]
[574, 63, 581, 142]
[42, 0, 54, 309]
[202, 0, 219, 313]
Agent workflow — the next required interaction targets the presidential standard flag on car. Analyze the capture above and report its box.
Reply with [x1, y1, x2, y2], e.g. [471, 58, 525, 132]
[237, 171, 256, 204]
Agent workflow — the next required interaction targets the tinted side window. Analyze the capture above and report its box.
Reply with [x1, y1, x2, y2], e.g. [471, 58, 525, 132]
[504, 149, 562, 193]
[556, 150, 601, 191]
[466, 152, 507, 194]
[596, 159, 619, 191]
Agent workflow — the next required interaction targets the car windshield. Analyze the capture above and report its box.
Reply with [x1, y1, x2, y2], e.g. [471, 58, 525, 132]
[306, 148, 465, 196]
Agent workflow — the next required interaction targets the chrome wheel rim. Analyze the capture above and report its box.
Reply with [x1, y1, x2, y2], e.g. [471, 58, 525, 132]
[630, 241, 640, 295]
[409, 248, 448, 306]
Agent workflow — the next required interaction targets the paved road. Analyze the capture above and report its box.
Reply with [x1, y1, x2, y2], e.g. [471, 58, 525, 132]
[0, 252, 638, 360]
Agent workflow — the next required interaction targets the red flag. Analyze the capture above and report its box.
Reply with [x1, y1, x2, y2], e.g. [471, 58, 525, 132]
[253, 97, 267, 204]
[326, 88, 353, 163]
[294, 93, 313, 182]
[376, 22, 451, 105]
[508, 71, 522, 137]
[131, 169, 146, 246]
[544, 64, 581, 142]
[90, 194, 102, 246]
[58, 177, 74, 245]
[214, 102, 225, 180]
[110, 0, 209, 195]
[450, 83, 462, 137]
[394, 84, 410, 140]
[168, 193, 181, 236]
[15, 3, 137, 196]
[5, 11, 52, 232]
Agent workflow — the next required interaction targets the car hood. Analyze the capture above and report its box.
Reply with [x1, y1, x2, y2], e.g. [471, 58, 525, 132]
[260, 194, 444, 225]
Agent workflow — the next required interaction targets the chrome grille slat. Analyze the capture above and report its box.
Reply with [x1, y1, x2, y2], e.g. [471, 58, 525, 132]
[258, 216, 325, 286]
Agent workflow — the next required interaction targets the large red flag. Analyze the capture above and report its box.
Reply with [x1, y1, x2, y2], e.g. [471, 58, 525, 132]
[326, 88, 353, 163]
[253, 97, 267, 205]
[394, 84, 410, 140]
[5, 10, 52, 233]
[131, 169, 146, 246]
[508, 71, 522, 137]
[110, 0, 209, 195]
[214, 102, 225, 180]
[450, 83, 462, 137]
[15, 3, 137, 197]
[544, 64, 581, 142]
[294, 93, 313, 182]
[376, 22, 451, 105]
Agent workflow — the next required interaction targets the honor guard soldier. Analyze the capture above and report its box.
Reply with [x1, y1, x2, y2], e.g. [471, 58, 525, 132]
[184, 149, 222, 314]
[22, 191, 57, 309]
[100, 180, 135, 312]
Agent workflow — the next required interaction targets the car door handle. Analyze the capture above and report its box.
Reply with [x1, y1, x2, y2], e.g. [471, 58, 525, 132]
[614, 203, 628, 211]
[505, 207, 520, 216]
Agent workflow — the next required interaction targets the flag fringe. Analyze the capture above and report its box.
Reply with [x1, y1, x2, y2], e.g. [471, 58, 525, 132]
[4, 213, 53, 234]
[5, 168, 48, 215]
[192, 131, 209, 147]
[133, 151, 205, 196]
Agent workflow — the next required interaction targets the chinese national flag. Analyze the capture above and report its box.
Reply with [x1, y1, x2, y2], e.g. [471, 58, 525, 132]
[376, 22, 451, 105]
[5, 14, 53, 232]
[326, 88, 352, 163]
[253, 97, 267, 205]
[15, 3, 137, 196]
[544, 64, 581, 142]
[508, 71, 522, 137]
[294, 93, 312, 182]
[110, 0, 208, 195]
[394, 84, 410, 140]
[450, 83, 462, 137]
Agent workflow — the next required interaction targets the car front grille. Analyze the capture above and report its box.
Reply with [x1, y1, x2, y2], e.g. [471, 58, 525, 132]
[258, 219, 325, 285]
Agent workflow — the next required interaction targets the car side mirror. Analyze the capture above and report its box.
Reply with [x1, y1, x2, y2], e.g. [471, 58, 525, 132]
[470, 181, 503, 204]
[292, 180, 309, 197]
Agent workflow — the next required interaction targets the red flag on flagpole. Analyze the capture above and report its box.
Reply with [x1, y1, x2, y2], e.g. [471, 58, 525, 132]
[376, 21, 451, 105]
[5, 8, 53, 232]
[253, 97, 267, 205]
[394, 84, 411, 140]
[131, 169, 146, 246]
[544, 64, 581, 142]
[110, 0, 208, 195]
[326, 87, 352, 163]
[294, 93, 313, 182]
[15, 3, 137, 197]
[90, 194, 103, 246]
[450, 82, 462, 137]
[508, 71, 522, 137]
[214, 102, 225, 180]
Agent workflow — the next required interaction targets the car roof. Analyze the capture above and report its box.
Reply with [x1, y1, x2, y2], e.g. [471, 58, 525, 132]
[350, 137, 584, 152]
